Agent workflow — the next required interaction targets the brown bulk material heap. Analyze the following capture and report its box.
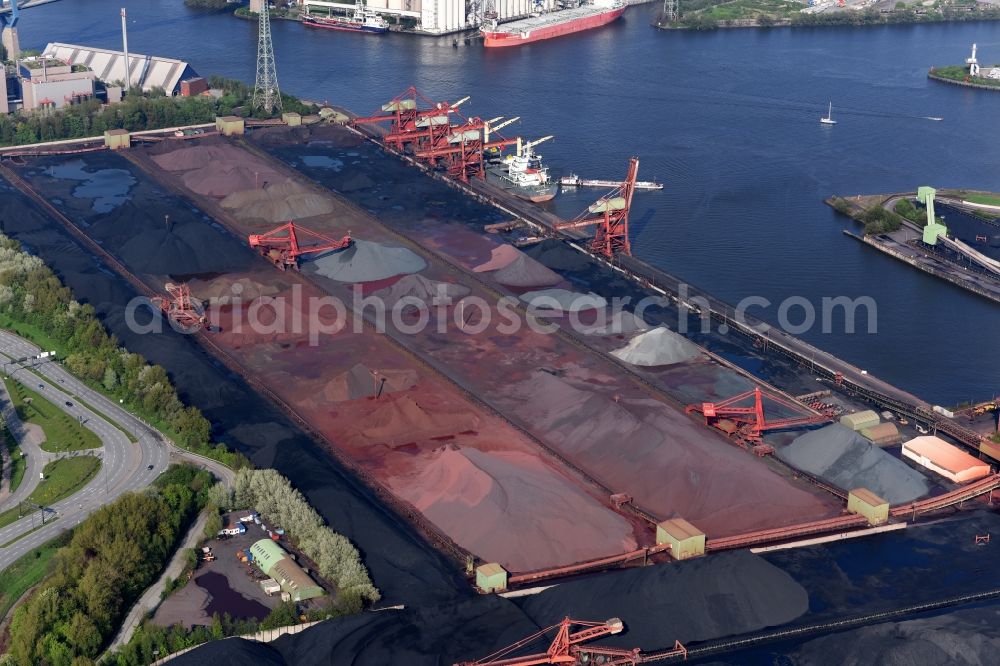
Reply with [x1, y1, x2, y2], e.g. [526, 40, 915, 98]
[322, 363, 417, 402]
[472, 244, 522, 272]
[392, 445, 638, 571]
[360, 396, 480, 446]
[220, 180, 335, 223]
[490, 253, 562, 288]
[901, 436, 992, 484]
[372, 274, 471, 311]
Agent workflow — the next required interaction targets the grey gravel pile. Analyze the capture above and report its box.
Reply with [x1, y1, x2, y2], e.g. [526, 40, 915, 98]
[777, 424, 930, 504]
[311, 239, 426, 283]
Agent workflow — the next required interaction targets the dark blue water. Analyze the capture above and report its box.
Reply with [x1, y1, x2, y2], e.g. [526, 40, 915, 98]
[15, 2, 1000, 404]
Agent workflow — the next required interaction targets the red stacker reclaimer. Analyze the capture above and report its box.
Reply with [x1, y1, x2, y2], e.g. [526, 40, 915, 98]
[686, 386, 837, 455]
[454, 617, 684, 666]
[555, 158, 638, 260]
[248, 221, 352, 271]
[352, 87, 471, 153]
[151, 282, 207, 331]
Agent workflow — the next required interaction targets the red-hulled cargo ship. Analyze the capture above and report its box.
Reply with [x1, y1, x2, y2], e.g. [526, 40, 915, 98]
[481, 1, 625, 48]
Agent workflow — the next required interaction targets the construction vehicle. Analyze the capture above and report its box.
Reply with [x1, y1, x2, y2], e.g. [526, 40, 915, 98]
[150, 283, 207, 331]
[555, 158, 639, 260]
[454, 617, 656, 666]
[248, 221, 352, 271]
[686, 386, 836, 455]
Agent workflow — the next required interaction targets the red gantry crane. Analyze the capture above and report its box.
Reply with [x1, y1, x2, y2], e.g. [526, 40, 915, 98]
[248, 221, 352, 271]
[414, 116, 521, 182]
[555, 158, 639, 260]
[455, 617, 663, 666]
[686, 387, 836, 455]
[151, 282, 207, 330]
[352, 87, 471, 152]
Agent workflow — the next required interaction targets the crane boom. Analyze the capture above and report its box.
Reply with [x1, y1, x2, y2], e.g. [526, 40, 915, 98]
[454, 617, 635, 666]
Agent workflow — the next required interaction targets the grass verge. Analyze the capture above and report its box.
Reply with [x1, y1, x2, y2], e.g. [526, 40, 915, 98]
[4, 428, 25, 494]
[0, 456, 101, 529]
[3, 376, 102, 452]
[964, 193, 1000, 207]
[0, 536, 64, 621]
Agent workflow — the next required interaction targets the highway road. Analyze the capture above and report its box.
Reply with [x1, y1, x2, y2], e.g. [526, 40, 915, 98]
[0, 330, 233, 570]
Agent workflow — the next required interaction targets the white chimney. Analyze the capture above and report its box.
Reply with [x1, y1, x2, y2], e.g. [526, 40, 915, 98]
[121, 8, 130, 93]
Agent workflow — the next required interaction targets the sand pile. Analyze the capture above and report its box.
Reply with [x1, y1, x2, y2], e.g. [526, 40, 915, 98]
[778, 424, 930, 504]
[396, 446, 637, 571]
[373, 275, 470, 311]
[323, 363, 417, 402]
[220, 180, 335, 223]
[151, 144, 286, 197]
[193, 277, 280, 305]
[361, 396, 479, 445]
[610, 326, 702, 366]
[514, 371, 664, 452]
[312, 239, 426, 283]
[491, 253, 562, 289]
[472, 245, 521, 272]
[509, 370, 835, 529]
[579, 310, 650, 336]
[519, 288, 606, 313]
[182, 165, 288, 198]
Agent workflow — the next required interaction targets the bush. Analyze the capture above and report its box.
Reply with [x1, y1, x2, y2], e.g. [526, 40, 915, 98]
[894, 198, 928, 226]
[863, 207, 903, 235]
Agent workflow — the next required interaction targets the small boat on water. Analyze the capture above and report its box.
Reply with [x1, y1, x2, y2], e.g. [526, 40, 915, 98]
[821, 102, 837, 125]
[302, 2, 389, 34]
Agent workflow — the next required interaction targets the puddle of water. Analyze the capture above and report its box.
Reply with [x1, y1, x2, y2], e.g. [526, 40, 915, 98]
[301, 155, 344, 171]
[196, 571, 270, 621]
[46, 159, 136, 213]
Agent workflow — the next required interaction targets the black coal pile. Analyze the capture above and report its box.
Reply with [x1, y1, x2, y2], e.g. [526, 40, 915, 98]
[174, 551, 808, 664]
[789, 605, 1000, 666]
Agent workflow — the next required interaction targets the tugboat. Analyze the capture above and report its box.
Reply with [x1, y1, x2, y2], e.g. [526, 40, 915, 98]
[490, 136, 556, 203]
[302, 2, 389, 33]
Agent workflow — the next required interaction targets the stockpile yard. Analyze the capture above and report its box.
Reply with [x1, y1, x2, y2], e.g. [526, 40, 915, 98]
[7, 128, 861, 589]
[6, 95, 1000, 666]
[150, 133, 849, 542]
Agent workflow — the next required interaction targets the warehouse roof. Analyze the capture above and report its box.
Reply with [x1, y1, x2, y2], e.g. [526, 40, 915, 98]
[658, 518, 704, 541]
[250, 538, 287, 575]
[850, 488, 888, 507]
[903, 436, 988, 475]
[42, 42, 198, 94]
[270, 558, 324, 600]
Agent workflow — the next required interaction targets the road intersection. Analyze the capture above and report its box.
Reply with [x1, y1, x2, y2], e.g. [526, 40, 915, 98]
[0, 330, 233, 570]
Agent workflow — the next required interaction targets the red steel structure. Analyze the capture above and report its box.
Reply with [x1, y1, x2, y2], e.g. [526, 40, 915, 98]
[352, 87, 469, 152]
[686, 387, 835, 453]
[454, 617, 669, 666]
[414, 117, 520, 182]
[151, 282, 206, 330]
[555, 158, 638, 260]
[248, 221, 352, 271]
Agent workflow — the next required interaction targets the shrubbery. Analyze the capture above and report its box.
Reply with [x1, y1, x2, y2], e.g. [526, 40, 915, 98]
[0, 76, 316, 147]
[862, 206, 903, 235]
[0, 234, 248, 469]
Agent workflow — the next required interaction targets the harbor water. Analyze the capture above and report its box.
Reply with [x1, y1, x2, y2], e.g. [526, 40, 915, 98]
[14, 2, 1000, 404]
